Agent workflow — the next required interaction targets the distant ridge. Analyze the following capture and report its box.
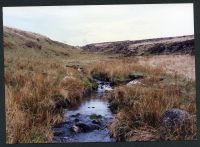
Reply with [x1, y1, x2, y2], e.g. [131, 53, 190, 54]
[82, 35, 194, 56]
[4, 26, 194, 56]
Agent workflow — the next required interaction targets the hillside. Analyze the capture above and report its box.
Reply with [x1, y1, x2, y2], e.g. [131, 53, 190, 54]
[82, 35, 194, 56]
[3, 26, 80, 59]
[4, 27, 194, 58]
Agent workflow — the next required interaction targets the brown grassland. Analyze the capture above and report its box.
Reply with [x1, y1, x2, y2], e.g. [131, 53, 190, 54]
[4, 27, 196, 143]
[86, 59, 196, 141]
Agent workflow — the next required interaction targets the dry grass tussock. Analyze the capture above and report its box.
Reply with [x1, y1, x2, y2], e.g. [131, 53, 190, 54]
[86, 59, 165, 83]
[5, 71, 63, 143]
[87, 57, 197, 141]
[59, 77, 93, 104]
[5, 56, 96, 143]
[107, 74, 196, 141]
[86, 59, 196, 141]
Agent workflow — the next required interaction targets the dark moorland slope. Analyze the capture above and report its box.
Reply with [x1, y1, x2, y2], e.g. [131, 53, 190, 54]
[82, 35, 194, 56]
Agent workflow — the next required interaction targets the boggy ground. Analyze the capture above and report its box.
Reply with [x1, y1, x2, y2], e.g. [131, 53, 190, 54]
[86, 58, 196, 141]
[4, 27, 196, 143]
[4, 29, 110, 143]
[5, 53, 196, 143]
[4, 47, 120, 143]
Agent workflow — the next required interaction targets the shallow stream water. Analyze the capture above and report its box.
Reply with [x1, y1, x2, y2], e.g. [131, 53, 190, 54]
[53, 80, 115, 143]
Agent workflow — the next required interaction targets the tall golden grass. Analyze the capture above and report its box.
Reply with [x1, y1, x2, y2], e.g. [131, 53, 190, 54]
[5, 55, 196, 142]
[5, 70, 63, 143]
[86, 59, 165, 82]
[5, 56, 96, 143]
[106, 74, 196, 141]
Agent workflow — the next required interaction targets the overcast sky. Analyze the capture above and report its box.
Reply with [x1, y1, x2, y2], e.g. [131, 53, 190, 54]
[3, 4, 194, 46]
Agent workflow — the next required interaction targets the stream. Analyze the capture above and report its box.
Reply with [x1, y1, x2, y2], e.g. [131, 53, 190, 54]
[52, 80, 115, 143]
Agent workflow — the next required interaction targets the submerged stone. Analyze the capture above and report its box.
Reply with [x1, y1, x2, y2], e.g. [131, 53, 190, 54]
[53, 130, 65, 136]
[74, 118, 80, 122]
[72, 123, 91, 133]
[92, 119, 101, 125]
[89, 114, 102, 120]
[71, 113, 80, 117]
